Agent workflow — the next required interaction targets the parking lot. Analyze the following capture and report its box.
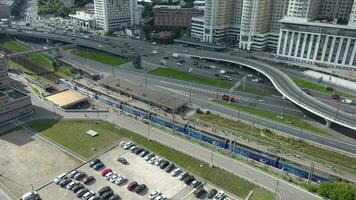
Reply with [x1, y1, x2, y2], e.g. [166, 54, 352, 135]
[39, 141, 193, 200]
[0, 128, 81, 198]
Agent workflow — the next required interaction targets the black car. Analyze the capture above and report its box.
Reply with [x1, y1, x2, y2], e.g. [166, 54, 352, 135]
[59, 179, 71, 187]
[72, 184, 83, 193]
[194, 188, 206, 198]
[134, 148, 143, 155]
[76, 188, 89, 197]
[160, 161, 169, 169]
[108, 194, 120, 200]
[117, 157, 128, 164]
[130, 146, 139, 153]
[98, 186, 112, 196]
[208, 189, 217, 198]
[180, 172, 190, 181]
[134, 184, 147, 194]
[184, 176, 195, 185]
[100, 190, 114, 199]
[165, 163, 175, 173]
[163, 56, 169, 59]
[89, 158, 101, 167]
[140, 150, 149, 157]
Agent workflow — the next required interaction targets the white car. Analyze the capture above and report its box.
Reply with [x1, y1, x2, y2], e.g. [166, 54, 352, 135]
[149, 190, 161, 200]
[251, 78, 260, 83]
[247, 74, 253, 77]
[82, 191, 94, 200]
[53, 173, 67, 184]
[119, 141, 126, 147]
[149, 156, 157, 164]
[213, 190, 225, 200]
[105, 172, 114, 180]
[109, 174, 119, 182]
[154, 158, 162, 166]
[176, 62, 183, 66]
[123, 141, 133, 149]
[21, 191, 39, 200]
[171, 168, 181, 176]
[115, 176, 126, 185]
[66, 180, 79, 190]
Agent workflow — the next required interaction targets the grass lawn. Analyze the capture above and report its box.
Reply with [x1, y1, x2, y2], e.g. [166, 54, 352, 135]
[26, 119, 273, 200]
[215, 100, 332, 136]
[1, 40, 54, 70]
[194, 113, 356, 175]
[290, 76, 355, 98]
[149, 68, 271, 96]
[71, 48, 129, 66]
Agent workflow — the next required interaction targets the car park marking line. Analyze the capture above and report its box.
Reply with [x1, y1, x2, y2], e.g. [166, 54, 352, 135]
[0, 181, 17, 200]
[177, 187, 196, 200]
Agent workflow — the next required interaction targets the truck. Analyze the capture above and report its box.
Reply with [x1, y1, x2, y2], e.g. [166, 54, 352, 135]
[152, 50, 158, 55]
[160, 60, 167, 66]
[222, 94, 234, 102]
[172, 53, 179, 58]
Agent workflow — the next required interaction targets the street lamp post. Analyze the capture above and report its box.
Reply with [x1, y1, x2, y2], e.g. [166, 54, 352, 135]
[335, 100, 342, 120]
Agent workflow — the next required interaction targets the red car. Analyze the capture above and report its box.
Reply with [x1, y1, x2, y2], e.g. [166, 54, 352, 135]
[330, 95, 340, 101]
[101, 168, 112, 176]
[84, 176, 95, 185]
[127, 181, 138, 191]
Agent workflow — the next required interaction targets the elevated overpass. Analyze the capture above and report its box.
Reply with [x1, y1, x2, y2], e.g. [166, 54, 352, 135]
[184, 54, 356, 131]
[1, 27, 355, 131]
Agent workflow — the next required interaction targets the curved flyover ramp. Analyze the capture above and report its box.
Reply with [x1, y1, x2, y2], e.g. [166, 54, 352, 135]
[186, 54, 356, 131]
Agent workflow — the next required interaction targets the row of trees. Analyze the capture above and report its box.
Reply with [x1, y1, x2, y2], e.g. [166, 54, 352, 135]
[306, 182, 356, 200]
[38, 0, 93, 17]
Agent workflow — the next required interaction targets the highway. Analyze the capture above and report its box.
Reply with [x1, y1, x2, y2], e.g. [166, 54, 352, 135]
[10, 27, 356, 130]
[1, 27, 356, 154]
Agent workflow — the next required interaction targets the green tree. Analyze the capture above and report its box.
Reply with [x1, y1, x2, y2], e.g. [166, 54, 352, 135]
[317, 182, 356, 200]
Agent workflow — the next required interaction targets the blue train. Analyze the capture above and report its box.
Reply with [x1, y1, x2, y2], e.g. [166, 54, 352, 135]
[60, 79, 334, 183]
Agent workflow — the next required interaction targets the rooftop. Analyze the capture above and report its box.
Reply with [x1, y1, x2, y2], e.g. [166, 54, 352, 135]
[280, 17, 356, 31]
[7, 89, 26, 99]
[0, 0, 14, 6]
[100, 77, 187, 111]
[46, 89, 88, 108]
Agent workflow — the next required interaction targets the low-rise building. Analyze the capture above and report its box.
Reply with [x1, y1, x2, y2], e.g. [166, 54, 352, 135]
[0, 54, 32, 125]
[277, 19, 356, 70]
[153, 5, 204, 29]
[69, 11, 96, 30]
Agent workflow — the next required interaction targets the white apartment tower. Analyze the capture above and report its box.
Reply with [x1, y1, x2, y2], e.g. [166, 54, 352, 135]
[286, 0, 321, 21]
[239, 0, 272, 50]
[349, 0, 356, 26]
[94, 0, 136, 32]
[319, 0, 354, 23]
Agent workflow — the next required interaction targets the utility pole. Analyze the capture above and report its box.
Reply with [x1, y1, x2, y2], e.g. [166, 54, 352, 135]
[172, 97, 176, 134]
[249, 120, 255, 141]
[273, 180, 279, 200]
[335, 100, 341, 120]
[210, 144, 214, 167]
[298, 127, 303, 141]
[298, 90, 303, 104]
[307, 162, 314, 183]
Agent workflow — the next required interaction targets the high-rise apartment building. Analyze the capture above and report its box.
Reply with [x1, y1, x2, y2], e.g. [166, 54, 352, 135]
[319, 0, 353, 23]
[277, 0, 356, 70]
[94, 0, 137, 32]
[192, 0, 288, 50]
[349, 0, 356, 26]
[286, 0, 321, 21]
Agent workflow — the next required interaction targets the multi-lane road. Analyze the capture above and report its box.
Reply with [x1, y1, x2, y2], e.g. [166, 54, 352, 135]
[1, 27, 356, 155]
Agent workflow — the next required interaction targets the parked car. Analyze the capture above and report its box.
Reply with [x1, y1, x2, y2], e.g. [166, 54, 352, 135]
[208, 189, 217, 198]
[117, 157, 128, 164]
[134, 184, 147, 194]
[179, 172, 189, 180]
[89, 159, 101, 167]
[72, 184, 84, 193]
[119, 141, 126, 147]
[77, 188, 89, 198]
[93, 162, 104, 170]
[59, 178, 71, 187]
[108, 194, 120, 200]
[53, 173, 67, 184]
[140, 150, 149, 157]
[330, 95, 341, 101]
[191, 179, 202, 188]
[69, 170, 79, 178]
[184, 176, 195, 185]
[66, 180, 79, 190]
[127, 181, 138, 191]
[165, 163, 175, 173]
[114, 176, 127, 185]
[171, 168, 182, 176]
[101, 168, 112, 176]
[82, 191, 95, 200]
[105, 172, 114, 180]
[194, 188, 206, 198]
[84, 176, 95, 185]
[109, 173, 119, 182]
[73, 172, 86, 180]
[98, 186, 112, 196]
[213, 190, 225, 200]
[160, 161, 169, 169]
[100, 190, 113, 199]
[145, 153, 155, 161]
[154, 158, 162, 166]
[149, 190, 161, 200]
